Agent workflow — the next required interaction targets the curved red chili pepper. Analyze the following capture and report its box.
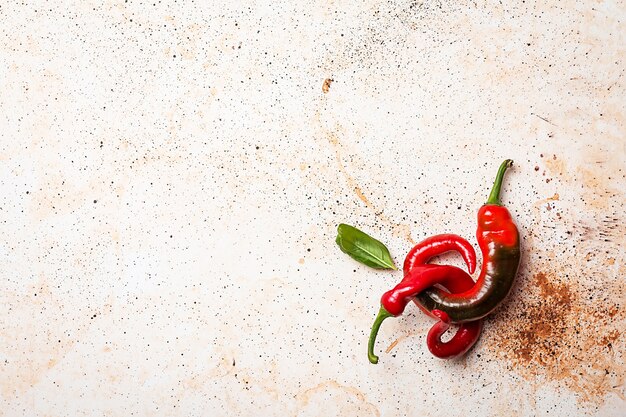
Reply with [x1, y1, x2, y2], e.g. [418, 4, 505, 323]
[368, 160, 519, 363]
[415, 160, 521, 322]
[368, 264, 480, 363]
[403, 233, 477, 318]
[403, 234, 476, 275]
[427, 310, 482, 358]
[403, 234, 482, 358]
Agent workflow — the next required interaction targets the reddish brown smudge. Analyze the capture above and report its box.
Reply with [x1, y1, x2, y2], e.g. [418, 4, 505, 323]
[385, 339, 400, 353]
[601, 330, 619, 348]
[544, 156, 568, 180]
[353, 186, 369, 206]
[485, 271, 625, 405]
[322, 78, 333, 94]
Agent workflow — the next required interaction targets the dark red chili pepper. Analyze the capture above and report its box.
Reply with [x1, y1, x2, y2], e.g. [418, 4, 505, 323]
[367, 264, 478, 364]
[415, 160, 521, 322]
[403, 233, 476, 318]
[402, 234, 483, 358]
[427, 310, 481, 358]
[367, 160, 520, 363]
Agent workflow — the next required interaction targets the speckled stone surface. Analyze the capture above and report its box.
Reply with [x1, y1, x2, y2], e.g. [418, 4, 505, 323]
[1, 1, 624, 416]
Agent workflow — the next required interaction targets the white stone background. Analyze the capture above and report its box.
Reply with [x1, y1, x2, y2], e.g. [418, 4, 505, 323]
[0, 1, 624, 416]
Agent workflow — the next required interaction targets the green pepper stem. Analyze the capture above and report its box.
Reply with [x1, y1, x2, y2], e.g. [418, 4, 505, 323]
[368, 306, 394, 364]
[486, 159, 514, 205]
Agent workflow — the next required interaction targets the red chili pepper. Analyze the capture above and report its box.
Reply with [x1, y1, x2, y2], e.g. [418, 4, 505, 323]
[427, 310, 481, 358]
[403, 233, 476, 318]
[367, 160, 520, 363]
[402, 234, 483, 359]
[368, 264, 478, 363]
[415, 160, 521, 322]
[403, 234, 476, 275]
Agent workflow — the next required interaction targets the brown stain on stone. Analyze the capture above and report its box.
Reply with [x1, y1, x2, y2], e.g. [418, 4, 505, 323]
[46, 359, 57, 370]
[544, 155, 569, 180]
[322, 78, 333, 94]
[385, 339, 400, 353]
[601, 330, 620, 348]
[353, 186, 369, 206]
[534, 272, 571, 302]
[295, 380, 380, 417]
[179, 357, 283, 407]
[384, 333, 415, 354]
[505, 272, 572, 365]
[540, 156, 620, 214]
[577, 167, 614, 210]
[533, 193, 561, 211]
[486, 269, 625, 405]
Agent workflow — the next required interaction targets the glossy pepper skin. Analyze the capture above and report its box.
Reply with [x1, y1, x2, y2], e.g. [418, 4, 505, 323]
[427, 310, 480, 358]
[403, 234, 476, 318]
[367, 160, 520, 364]
[403, 234, 477, 276]
[368, 264, 479, 364]
[401, 234, 483, 358]
[415, 160, 521, 322]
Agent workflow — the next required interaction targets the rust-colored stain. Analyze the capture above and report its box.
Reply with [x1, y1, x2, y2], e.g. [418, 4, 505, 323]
[385, 338, 400, 353]
[547, 193, 560, 201]
[533, 193, 561, 210]
[506, 272, 572, 362]
[353, 186, 369, 206]
[488, 156, 625, 408]
[322, 78, 333, 94]
[486, 269, 625, 405]
[384, 332, 419, 354]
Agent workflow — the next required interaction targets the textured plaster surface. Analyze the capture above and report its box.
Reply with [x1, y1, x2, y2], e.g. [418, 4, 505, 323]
[0, 1, 624, 416]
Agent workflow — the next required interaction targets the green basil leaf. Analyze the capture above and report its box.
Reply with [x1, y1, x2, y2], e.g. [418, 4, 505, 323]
[335, 223, 397, 270]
